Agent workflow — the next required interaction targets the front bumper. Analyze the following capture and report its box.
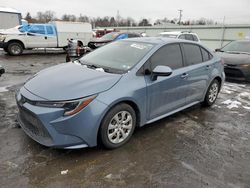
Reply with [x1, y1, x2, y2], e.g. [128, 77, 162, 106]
[0, 41, 8, 49]
[224, 66, 250, 81]
[16, 87, 108, 148]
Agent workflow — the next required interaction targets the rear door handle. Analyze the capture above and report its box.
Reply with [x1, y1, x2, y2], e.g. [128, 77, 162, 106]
[181, 73, 189, 79]
[45, 36, 48, 39]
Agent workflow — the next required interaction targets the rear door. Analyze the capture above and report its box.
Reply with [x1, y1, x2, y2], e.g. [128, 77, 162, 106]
[145, 43, 188, 120]
[45, 25, 57, 47]
[181, 43, 213, 103]
[25, 25, 48, 48]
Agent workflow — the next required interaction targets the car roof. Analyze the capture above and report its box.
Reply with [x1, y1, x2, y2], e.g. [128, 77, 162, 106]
[159, 31, 197, 35]
[108, 31, 141, 35]
[123, 37, 197, 45]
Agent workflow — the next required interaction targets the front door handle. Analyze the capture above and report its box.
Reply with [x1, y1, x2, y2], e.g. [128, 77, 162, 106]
[181, 73, 189, 79]
[45, 36, 48, 39]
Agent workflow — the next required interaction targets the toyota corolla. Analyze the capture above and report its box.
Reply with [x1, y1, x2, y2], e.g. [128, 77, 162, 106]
[16, 37, 225, 149]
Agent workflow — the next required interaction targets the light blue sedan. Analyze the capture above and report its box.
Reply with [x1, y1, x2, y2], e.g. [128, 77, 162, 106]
[16, 37, 225, 149]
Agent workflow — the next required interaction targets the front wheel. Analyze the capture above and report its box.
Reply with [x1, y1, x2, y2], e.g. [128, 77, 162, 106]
[99, 103, 136, 149]
[7, 42, 23, 55]
[203, 79, 220, 106]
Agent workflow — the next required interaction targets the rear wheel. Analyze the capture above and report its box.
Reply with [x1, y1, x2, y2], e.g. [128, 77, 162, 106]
[99, 103, 136, 149]
[7, 42, 23, 55]
[203, 79, 220, 106]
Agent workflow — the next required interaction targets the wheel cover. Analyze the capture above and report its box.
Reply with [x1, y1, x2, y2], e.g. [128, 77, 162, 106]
[11, 45, 21, 54]
[208, 83, 218, 103]
[107, 111, 133, 144]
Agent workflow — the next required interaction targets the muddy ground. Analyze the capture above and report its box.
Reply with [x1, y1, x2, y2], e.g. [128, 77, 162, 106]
[0, 49, 250, 188]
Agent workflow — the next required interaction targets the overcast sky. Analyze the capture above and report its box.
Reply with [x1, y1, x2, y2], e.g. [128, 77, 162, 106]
[1, 0, 250, 24]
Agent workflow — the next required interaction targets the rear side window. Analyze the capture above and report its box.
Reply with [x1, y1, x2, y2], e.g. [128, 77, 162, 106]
[150, 44, 183, 70]
[193, 35, 199, 41]
[46, 26, 54, 35]
[200, 47, 212, 62]
[178, 35, 185, 39]
[183, 43, 202, 65]
[29, 25, 45, 35]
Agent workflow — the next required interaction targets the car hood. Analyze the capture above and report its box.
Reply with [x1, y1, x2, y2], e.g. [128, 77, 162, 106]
[89, 38, 112, 43]
[24, 63, 122, 101]
[216, 52, 250, 65]
[0, 26, 24, 35]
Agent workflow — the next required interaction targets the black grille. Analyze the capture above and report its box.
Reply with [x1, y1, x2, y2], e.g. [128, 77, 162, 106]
[224, 68, 244, 78]
[18, 107, 51, 140]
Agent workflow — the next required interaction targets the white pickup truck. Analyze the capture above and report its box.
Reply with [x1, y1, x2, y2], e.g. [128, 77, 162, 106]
[0, 21, 93, 55]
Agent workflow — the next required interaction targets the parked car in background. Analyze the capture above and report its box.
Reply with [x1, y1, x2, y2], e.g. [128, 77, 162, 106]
[158, 31, 200, 42]
[88, 32, 142, 49]
[16, 37, 224, 150]
[215, 40, 250, 82]
[93, 28, 118, 38]
[0, 65, 5, 76]
[0, 21, 93, 55]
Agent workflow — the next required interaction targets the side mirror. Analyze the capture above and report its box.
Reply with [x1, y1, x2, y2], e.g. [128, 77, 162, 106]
[215, 48, 221, 52]
[151, 65, 173, 81]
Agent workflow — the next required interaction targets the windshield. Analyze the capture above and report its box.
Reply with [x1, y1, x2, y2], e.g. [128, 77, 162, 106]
[222, 41, 250, 53]
[100, 32, 120, 40]
[18, 25, 30, 33]
[158, 34, 178, 38]
[80, 41, 154, 73]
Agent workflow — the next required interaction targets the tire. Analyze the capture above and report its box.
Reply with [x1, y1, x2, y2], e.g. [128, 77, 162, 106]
[203, 79, 220, 106]
[99, 103, 136, 149]
[7, 42, 23, 56]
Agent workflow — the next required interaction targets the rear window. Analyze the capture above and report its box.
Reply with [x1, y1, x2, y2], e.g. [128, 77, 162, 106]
[185, 34, 194, 41]
[183, 43, 202, 65]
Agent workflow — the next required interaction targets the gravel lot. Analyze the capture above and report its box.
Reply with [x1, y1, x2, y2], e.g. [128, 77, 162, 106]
[0, 49, 250, 188]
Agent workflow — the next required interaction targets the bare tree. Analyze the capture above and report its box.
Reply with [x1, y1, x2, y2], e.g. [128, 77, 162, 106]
[78, 14, 89, 22]
[61, 14, 76, 22]
[36, 10, 55, 23]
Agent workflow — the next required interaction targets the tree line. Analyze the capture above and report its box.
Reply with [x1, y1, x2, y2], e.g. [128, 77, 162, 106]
[24, 11, 216, 28]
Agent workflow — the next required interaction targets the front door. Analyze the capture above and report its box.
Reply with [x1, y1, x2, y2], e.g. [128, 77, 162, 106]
[145, 43, 188, 120]
[25, 24, 48, 48]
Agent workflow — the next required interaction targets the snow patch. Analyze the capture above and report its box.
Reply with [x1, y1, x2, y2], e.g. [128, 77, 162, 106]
[239, 92, 250, 100]
[0, 87, 8, 93]
[222, 100, 241, 109]
[243, 106, 250, 110]
[60, 169, 68, 175]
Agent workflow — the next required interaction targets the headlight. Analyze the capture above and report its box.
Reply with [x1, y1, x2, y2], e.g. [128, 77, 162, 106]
[94, 43, 105, 47]
[35, 95, 96, 116]
[0, 35, 6, 42]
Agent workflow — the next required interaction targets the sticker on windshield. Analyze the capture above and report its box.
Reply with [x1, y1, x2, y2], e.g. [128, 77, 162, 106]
[130, 43, 151, 50]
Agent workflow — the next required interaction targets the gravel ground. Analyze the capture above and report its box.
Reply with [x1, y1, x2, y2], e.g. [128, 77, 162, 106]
[0, 49, 250, 188]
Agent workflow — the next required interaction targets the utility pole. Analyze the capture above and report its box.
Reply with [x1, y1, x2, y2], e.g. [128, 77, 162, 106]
[178, 9, 183, 25]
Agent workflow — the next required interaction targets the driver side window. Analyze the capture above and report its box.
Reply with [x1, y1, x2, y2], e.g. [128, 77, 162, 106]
[28, 25, 46, 35]
[150, 44, 183, 70]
